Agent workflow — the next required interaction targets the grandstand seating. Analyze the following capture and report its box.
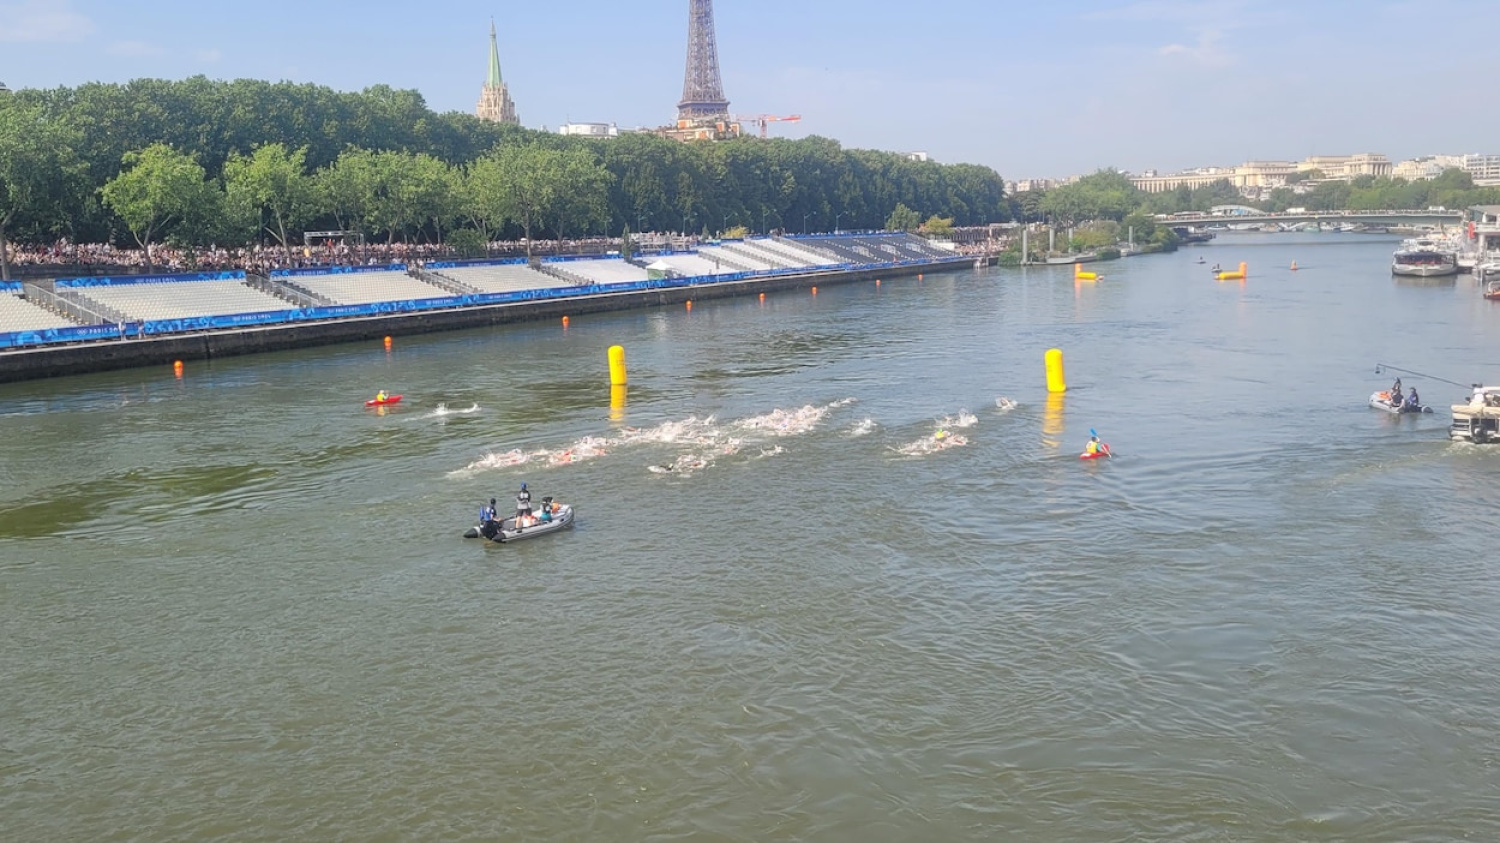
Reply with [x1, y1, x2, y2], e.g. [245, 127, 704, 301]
[700, 245, 780, 271]
[0, 291, 81, 333]
[563, 259, 651, 285]
[729, 240, 802, 268]
[282, 271, 450, 305]
[647, 254, 734, 278]
[757, 238, 839, 267]
[434, 264, 571, 294]
[68, 280, 291, 321]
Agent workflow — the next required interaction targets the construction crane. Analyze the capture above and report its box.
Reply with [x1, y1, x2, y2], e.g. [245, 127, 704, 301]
[733, 114, 802, 139]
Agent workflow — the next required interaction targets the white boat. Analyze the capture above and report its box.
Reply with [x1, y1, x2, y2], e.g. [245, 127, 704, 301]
[1392, 239, 1459, 277]
[463, 498, 575, 542]
[1451, 386, 1500, 442]
[1368, 390, 1431, 414]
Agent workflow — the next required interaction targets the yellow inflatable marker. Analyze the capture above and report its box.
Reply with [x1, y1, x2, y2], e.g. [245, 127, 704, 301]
[608, 345, 626, 386]
[1045, 348, 1066, 393]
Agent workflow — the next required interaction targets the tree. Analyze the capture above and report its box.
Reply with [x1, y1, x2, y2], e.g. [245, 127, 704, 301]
[887, 202, 921, 231]
[0, 102, 84, 281]
[100, 143, 216, 269]
[487, 144, 567, 260]
[224, 143, 315, 264]
[920, 214, 954, 238]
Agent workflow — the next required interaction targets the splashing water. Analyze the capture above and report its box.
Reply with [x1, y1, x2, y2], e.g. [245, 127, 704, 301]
[848, 418, 878, 437]
[995, 396, 1018, 413]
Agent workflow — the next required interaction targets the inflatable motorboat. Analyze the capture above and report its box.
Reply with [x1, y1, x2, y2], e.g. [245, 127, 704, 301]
[463, 500, 574, 543]
[1368, 390, 1431, 414]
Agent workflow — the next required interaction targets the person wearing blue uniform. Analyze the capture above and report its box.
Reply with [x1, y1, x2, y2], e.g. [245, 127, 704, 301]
[1404, 387, 1420, 411]
[479, 498, 497, 526]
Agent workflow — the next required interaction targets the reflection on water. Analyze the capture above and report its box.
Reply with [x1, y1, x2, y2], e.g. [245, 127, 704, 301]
[5, 233, 1500, 841]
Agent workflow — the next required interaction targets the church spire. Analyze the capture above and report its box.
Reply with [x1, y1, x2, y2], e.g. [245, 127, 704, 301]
[476, 19, 519, 124]
[487, 20, 504, 87]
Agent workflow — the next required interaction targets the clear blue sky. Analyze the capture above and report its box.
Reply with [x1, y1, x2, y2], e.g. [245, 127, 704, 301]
[3, 0, 1494, 179]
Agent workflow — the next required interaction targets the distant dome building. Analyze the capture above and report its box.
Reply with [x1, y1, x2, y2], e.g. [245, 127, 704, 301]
[0, 82, 11, 95]
[475, 22, 519, 125]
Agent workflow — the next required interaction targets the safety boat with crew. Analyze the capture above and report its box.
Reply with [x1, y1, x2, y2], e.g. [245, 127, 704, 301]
[463, 496, 574, 542]
[1368, 389, 1431, 414]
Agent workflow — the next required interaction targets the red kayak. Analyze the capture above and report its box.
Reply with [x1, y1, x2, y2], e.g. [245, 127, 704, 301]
[1079, 444, 1111, 460]
[364, 394, 402, 407]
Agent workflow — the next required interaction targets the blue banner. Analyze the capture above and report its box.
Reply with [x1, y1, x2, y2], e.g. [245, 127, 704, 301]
[270, 264, 407, 278]
[56, 270, 246, 288]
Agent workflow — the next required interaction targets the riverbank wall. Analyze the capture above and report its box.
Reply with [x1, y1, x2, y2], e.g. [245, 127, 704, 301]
[0, 257, 968, 384]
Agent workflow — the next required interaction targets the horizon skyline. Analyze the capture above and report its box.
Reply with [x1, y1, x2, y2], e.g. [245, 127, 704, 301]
[2, 0, 1496, 179]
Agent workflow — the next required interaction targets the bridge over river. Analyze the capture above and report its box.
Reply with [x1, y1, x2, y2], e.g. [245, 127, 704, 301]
[1164, 209, 1465, 228]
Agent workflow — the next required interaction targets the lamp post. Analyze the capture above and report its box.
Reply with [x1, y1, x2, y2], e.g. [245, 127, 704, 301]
[834, 212, 843, 234]
[762, 209, 768, 235]
[803, 212, 814, 234]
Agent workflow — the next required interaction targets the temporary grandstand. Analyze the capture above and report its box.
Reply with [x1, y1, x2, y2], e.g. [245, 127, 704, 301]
[0, 232, 970, 368]
[428, 263, 569, 294]
[278, 270, 452, 306]
[65, 279, 291, 321]
[0, 290, 78, 333]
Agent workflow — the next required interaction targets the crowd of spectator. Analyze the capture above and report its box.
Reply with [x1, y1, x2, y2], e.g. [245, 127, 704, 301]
[1, 236, 692, 276]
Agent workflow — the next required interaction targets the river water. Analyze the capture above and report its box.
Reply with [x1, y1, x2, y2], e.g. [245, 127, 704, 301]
[4, 232, 1500, 841]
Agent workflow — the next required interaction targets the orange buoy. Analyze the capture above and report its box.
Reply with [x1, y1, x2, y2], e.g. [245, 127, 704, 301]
[918, 274, 924, 281]
[811, 286, 818, 295]
[561, 315, 570, 328]
[173, 360, 183, 378]
[758, 292, 765, 302]
[383, 336, 392, 349]
[875, 278, 881, 287]
[685, 300, 692, 311]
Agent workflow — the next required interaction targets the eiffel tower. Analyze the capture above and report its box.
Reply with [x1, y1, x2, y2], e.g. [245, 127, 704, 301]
[677, 0, 730, 122]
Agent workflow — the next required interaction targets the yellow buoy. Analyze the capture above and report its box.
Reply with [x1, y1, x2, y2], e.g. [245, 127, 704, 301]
[1045, 348, 1066, 393]
[383, 336, 392, 349]
[608, 345, 626, 386]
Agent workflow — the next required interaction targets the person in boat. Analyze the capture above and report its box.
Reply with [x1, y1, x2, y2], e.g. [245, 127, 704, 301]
[1404, 387, 1420, 411]
[515, 482, 533, 527]
[479, 498, 497, 526]
[1388, 378, 1401, 405]
[539, 496, 554, 523]
[1086, 435, 1103, 456]
[375, 390, 387, 403]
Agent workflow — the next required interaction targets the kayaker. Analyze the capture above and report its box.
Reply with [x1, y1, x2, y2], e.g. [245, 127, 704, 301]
[375, 390, 387, 403]
[1086, 435, 1102, 455]
[515, 483, 533, 525]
